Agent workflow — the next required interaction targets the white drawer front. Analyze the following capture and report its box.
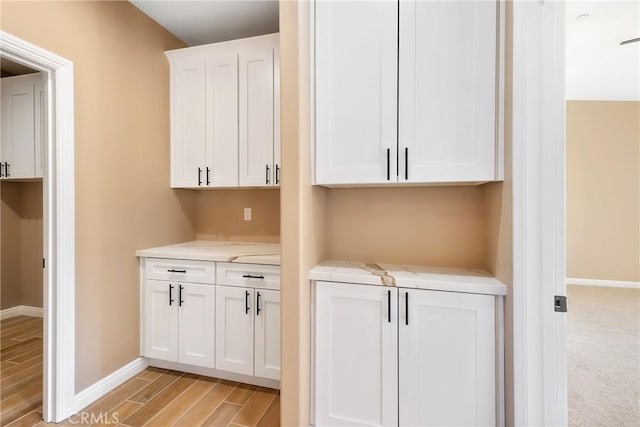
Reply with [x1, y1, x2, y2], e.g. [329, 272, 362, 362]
[144, 258, 215, 284]
[216, 263, 280, 290]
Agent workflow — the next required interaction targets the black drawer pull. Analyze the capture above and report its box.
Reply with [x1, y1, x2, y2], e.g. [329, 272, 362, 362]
[405, 291, 409, 325]
[198, 167, 202, 186]
[242, 274, 264, 279]
[275, 164, 280, 185]
[5, 162, 10, 177]
[256, 292, 262, 315]
[245, 290, 250, 314]
[265, 164, 270, 185]
[179, 285, 184, 307]
[167, 269, 186, 273]
[387, 290, 391, 323]
[0, 162, 4, 178]
[206, 167, 211, 185]
[169, 284, 174, 306]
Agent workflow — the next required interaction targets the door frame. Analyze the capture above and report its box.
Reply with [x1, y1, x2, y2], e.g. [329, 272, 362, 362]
[0, 31, 76, 422]
[511, 1, 567, 425]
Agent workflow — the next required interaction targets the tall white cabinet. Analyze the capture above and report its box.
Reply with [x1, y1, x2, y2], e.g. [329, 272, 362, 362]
[166, 33, 280, 189]
[0, 73, 44, 180]
[313, 0, 504, 185]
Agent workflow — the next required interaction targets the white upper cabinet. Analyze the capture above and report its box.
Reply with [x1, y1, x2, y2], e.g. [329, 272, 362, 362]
[170, 58, 207, 188]
[315, 0, 398, 185]
[239, 38, 277, 187]
[1, 73, 44, 180]
[399, 0, 500, 183]
[313, 0, 503, 186]
[167, 33, 280, 189]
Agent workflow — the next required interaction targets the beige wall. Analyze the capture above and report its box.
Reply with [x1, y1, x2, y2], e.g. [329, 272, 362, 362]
[0, 181, 43, 310]
[1, 182, 22, 310]
[567, 101, 640, 282]
[1, 1, 197, 391]
[327, 186, 486, 267]
[195, 189, 280, 242]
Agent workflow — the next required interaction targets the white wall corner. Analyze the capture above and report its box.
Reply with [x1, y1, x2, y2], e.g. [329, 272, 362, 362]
[73, 357, 148, 414]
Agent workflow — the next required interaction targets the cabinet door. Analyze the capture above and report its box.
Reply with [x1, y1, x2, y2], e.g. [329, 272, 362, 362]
[399, 289, 496, 426]
[170, 58, 206, 188]
[178, 283, 216, 368]
[315, 1, 398, 185]
[399, 1, 498, 183]
[1, 74, 38, 179]
[239, 39, 275, 187]
[215, 285, 254, 375]
[205, 49, 239, 187]
[143, 280, 178, 362]
[254, 289, 280, 380]
[314, 282, 398, 427]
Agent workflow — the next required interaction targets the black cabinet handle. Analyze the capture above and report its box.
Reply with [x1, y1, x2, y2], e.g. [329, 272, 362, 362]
[167, 269, 186, 273]
[256, 292, 262, 315]
[5, 162, 10, 178]
[404, 147, 408, 180]
[206, 167, 211, 185]
[0, 162, 3, 178]
[242, 274, 264, 279]
[265, 164, 270, 185]
[386, 148, 390, 181]
[405, 291, 409, 325]
[275, 164, 280, 185]
[179, 285, 184, 307]
[245, 290, 250, 314]
[197, 167, 202, 186]
[387, 290, 391, 323]
[169, 284, 174, 306]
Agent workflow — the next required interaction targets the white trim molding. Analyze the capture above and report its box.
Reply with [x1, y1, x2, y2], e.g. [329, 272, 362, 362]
[0, 305, 44, 320]
[0, 31, 76, 423]
[73, 358, 148, 413]
[512, 0, 567, 426]
[567, 277, 640, 289]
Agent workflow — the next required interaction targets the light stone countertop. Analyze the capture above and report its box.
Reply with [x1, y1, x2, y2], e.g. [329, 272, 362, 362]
[309, 260, 507, 296]
[136, 240, 280, 266]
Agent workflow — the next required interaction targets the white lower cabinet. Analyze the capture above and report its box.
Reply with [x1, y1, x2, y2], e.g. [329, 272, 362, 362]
[143, 279, 215, 368]
[215, 285, 281, 380]
[313, 281, 498, 427]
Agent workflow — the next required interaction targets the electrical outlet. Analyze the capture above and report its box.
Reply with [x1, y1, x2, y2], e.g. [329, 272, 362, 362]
[244, 208, 252, 221]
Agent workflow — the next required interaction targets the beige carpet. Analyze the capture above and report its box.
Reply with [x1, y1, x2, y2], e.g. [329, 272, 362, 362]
[568, 285, 640, 426]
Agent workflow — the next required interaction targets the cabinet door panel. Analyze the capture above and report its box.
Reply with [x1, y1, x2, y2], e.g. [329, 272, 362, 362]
[399, 0, 497, 182]
[273, 42, 281, 187]
[254, 289, 280, 380]
[239, 42, 275, 187]
[170, 58, 206, 188]
[178, 283, 215, 368]
[315, 1, 398, 185]
[314, 282, 397, 427]
[34, 78, 44, 178]
[1, 74, 38, 179]
[399, 289, 495, 426]
[215, 285, 254, 375]
[143, 280, 178, 362]
[206, 50, 239, 187]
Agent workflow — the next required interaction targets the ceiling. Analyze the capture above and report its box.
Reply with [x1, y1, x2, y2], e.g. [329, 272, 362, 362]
[130, 0, 279, 46]
[129, 1, 637, 100]
[566, 1, 639, 100]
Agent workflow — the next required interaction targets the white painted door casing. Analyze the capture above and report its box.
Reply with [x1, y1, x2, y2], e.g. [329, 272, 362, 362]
[399, 0, 498, 183]
[314, 282, 398, 427]
[143, 280, 178, 362]
[254, 289, 280, 380]
[215, 285, 254, 376]
[314, 1, 398, 185]
[177, 283, 216, 368]
[398, 289, 496, 426]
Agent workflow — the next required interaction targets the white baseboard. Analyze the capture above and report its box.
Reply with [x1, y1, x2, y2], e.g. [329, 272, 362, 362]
[0, 305, 44, 320]
[73, 357, 148, 412]
[566, 277, 640, 289]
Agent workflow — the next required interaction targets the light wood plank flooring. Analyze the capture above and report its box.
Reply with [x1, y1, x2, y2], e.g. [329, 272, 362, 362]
[1, 316, 280, 427]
